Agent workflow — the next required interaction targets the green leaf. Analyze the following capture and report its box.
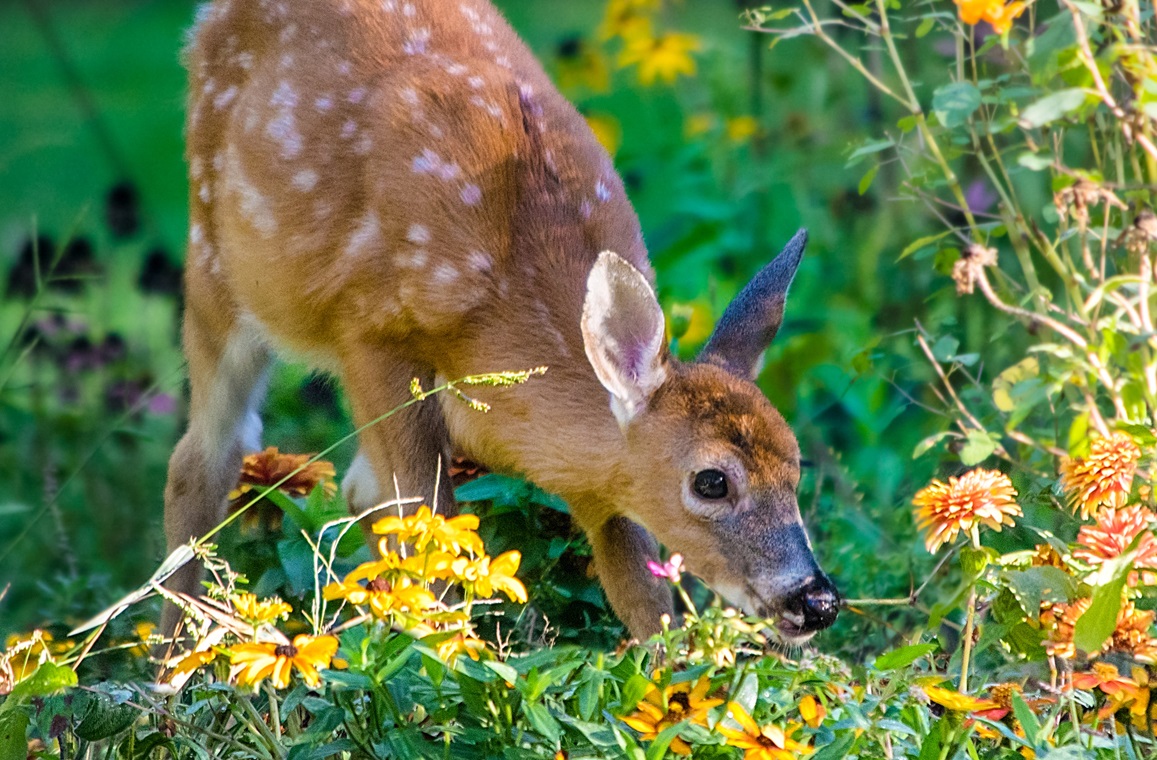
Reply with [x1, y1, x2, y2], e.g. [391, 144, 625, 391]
[992, 358, 1039, 412]
[846, 139, 894, 166]
[1073, 564, 1128, 654]
[1017, 152, 1054, 171]
[898, 230, 954, 260]
[1000, 566, 1075, 622]
[932, 82, 981, 128]
[959, 430, 996, 465]
[915, 16, 935, 38]
[0, 712, 28, 759]
[913, 431, 954, 459]
[73, 692, 140, 741]
[5, 662, 77, 705]
[523, 702, 562, 742]
[1020, 88, 1088, 128]
[812, 732, 857, 760]
[874, 642, 937, 670]
[858, 164, 879, 195]
[644, 720, 688, 760]
[1010, 691, 1042, 746]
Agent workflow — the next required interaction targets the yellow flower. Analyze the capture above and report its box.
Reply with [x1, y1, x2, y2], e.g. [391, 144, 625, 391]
[557, 40, 611, 93]
[913, 468, 1021, 553]
[585, 113, 622, 155]
[954, 0, 1026, 34]
[798, 695, 825, 728]
[923, 685, 1000, 712]
[1, 631, 53, 687]
[450, 550, 528, 603]
[169, 649, 218, 681]
[433, 630, 490, 665]
[130, 621, 157, 658]
[1059, 432, 1140, 519]
[621, 676, 723, 755]
[599, 0, 659, 42]
[718, 703, 811, 760]
[346, 551, 457, 585]
[229, 634, 338, 689]
[372, 506, 485, 556]
[726, 116, 759, 144]
[323, 577, 439, 620]
[685, 113, 715, 139]
[618, 32, 701, 86]
[231, 593, 292, 626]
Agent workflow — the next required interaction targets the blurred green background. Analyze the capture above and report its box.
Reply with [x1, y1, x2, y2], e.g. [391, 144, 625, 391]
[0, 0, 986, 659]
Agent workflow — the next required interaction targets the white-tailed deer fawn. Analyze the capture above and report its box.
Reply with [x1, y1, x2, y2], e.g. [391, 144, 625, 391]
[167, 0, 838, 642]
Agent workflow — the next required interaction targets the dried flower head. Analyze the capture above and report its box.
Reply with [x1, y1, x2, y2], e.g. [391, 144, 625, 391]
[913, 468, 1021, 553]
[951, 243, 998, 295]
[1060, 432, 1141, 519]
[230, 447, 337, 501]
[1073, 504, 1157, 585]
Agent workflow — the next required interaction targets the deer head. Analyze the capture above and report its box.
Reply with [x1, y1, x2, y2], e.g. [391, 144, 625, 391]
[581, 230, 838, 642]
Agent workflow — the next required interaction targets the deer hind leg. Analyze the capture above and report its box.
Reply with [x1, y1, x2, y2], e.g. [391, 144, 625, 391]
[161, 306, 271, 637]
[589, 515, 674, 641]
[340, 344, 456, 544]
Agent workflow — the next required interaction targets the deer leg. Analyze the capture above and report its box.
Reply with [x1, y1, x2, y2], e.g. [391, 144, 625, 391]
[340, 345, 456, 540]
[161, 309, 271, 638]
[589, 515, 674, 641]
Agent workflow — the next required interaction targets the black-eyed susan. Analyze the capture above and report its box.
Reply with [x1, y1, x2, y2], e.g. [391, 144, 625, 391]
[1060, 432, 1141, 519]
[617, 31, 701, 86]
[229, 633, 338, 689]
[323, 577, 439, 620]
[372, 505, 484, 556]
[718, 703, 811, 760]
[621, 676, 722, 755]
[913, 468, 1021, 553]
[450, 551, 528, 603]
[231, 593, 292, 626]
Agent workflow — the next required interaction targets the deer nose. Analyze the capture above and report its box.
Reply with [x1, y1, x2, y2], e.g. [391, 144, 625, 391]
[784, 574, 840, 632]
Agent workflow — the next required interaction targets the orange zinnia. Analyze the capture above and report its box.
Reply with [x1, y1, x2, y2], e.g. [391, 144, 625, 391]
[913, 469, 1021, 553]
[954, 0, 1026, 34]
[1059, 432, 1141, 519]
[1073, 504, 1157, 585]
[231, 447, 337, 500]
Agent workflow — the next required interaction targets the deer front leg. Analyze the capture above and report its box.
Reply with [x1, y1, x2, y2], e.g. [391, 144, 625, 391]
[340, 344, 457, 536]
[590, 515, 675, 641]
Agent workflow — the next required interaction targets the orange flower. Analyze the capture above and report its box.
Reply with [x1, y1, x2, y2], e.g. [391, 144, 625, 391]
[1073, 504, 1157, 585]
[1044, 598, 1157, 661]
[1111, 602, 1157, 663]
[1071, 662, 1139, 696]
[955, 0, 1026, 34]
[433, 631, 490, 665]
[1041, 598, 1089, 660]
[229, 446, 337, 528]
[229, 634, 338, 689]
[718, 703, 810, 760]
[1059, 432, 1140, 519]
[913, 469, 1021, 553]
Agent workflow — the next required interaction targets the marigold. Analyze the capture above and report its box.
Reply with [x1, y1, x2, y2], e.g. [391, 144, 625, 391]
[617, 32, 701, 86]
[1073, 504, 1157, 585]
[232, 447, 337, 499]
[913, 468, 1021, 553]
[718, 703, 810, 760]
[621, 675, 723, 756]
[1059, 432, 1140, 519]
[954, 0, 1026, 34]
[229, 634, 338, 689]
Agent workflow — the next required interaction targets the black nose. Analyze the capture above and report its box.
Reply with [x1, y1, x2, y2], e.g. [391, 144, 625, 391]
[785, 574, 840, 632]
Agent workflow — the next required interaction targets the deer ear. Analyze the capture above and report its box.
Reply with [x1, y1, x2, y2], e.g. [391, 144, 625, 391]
[581, 251, 668, 429]
[698, 229, 807, 380]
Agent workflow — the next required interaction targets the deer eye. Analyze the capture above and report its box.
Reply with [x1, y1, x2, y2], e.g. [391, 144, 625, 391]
[693, 469, 729, 499]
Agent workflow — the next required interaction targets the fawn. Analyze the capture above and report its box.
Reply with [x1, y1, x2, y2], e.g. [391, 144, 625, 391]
[166, 0, 838, 642]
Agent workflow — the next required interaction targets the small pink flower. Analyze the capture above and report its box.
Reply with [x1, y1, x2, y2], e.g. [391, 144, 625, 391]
[647, 553, 684, 583]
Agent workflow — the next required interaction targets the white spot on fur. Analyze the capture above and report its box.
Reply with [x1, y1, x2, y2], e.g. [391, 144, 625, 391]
[341, 119, 358, 139]
[401, 87, 419, 105]
[412, 147, 440, 174]
[190, 223, 204, 245]
[236, 51, 254, 70]
[315, 94, 334, 112]
[348, 87, 367, 104]
[460, 183, 482, 205]
[467, 250, 492, 272]
[354, 134, 373, 154]
[468, 76, 484, 89]
[445, 62, 468, 76]
[267, 81, 302, 158]
[190, 156, 204, 179]
[433, 263, 459, 283]
[407, 223, 430, 244]
[293, 169, 319, 191]
[402, 2, 415, 15]
[214, 85, 238, 110]
[460, 4, 479, 22]
[337, 60, 352, 76]
[595, 180, 611, 203]
[199, 183, 211, 203]
[437, 162, 461, 181]
[399, 250, 428, 268]
[404, 27, 431, 55]
[225, 145, 277, 236]
[346, 212, 381, 257]
[496, 55, 511, 69]
[580, 199, 593, 219]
